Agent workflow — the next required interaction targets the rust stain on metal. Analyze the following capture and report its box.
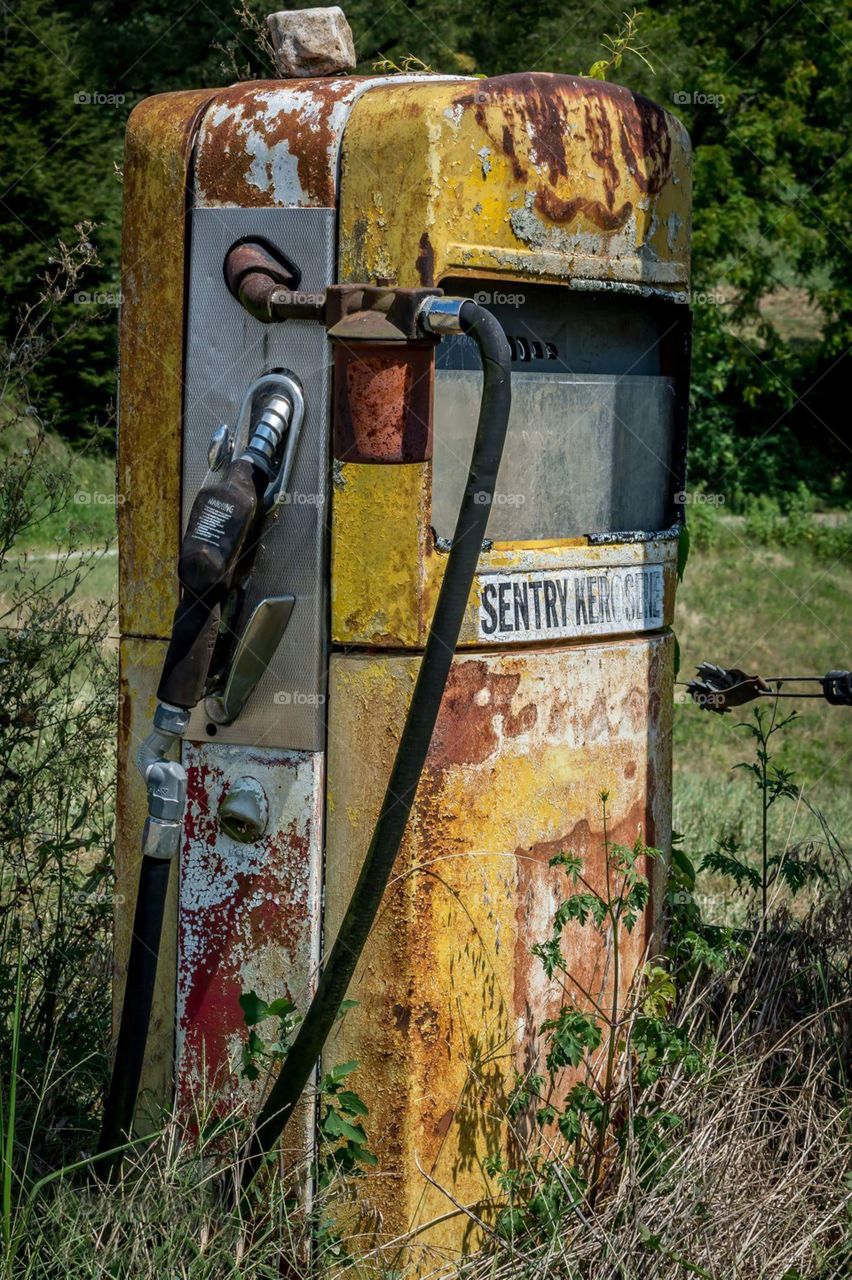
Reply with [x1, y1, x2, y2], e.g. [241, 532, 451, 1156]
[324, 637, 673, 1257]
[535, 186, 632, 231]
[333, 341, 434, 464]
[339, 73, 691, 291]
[196, 78, 367, 208]
[119, 89, 215, 640]
[428, 662, 537, 765]
[455, 73, 674, 227]
[509, 795, 656, 1146]
[583, 92, 620, 198]
[415, 231, 435, 285]
[346, 356, 409, 458]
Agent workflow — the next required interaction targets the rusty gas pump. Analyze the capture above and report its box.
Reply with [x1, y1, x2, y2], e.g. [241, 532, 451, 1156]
[110, 5, 692, 1263]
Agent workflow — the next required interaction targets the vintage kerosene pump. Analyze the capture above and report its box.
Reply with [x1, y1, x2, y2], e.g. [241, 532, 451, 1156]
[106, 5, 692, 1265]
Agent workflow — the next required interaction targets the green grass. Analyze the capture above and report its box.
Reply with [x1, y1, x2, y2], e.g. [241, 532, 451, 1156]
[5, 439, 849, 917]
[674, 516, 851, 918]
[0, 422, 117, 551]
[24, 442, 117, 550]
[0, 428, 117, 620]
[0, 547, 117, 623]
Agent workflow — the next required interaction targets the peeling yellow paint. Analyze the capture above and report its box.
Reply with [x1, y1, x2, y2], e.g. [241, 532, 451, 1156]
[331, 461, 432, 647]
[116, 91, 214, 1126]
[118, 91, 214, 641]
[334, 504, 679, 648]
[340, 75, 691, 289]
[324, 638, 673, 1264]
[328, 73, 689, 1272]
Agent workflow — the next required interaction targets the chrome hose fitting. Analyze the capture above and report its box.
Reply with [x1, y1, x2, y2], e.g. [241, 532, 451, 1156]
[137, 701, 189, 861]
[418, 295, 468, 336]
[242, 392, 293, 477]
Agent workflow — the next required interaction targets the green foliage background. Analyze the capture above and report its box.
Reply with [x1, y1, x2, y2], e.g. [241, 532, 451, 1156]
[2, 0, 849, 501]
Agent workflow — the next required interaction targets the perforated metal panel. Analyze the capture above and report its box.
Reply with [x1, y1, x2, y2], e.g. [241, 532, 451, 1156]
[181, 207, 334, 752]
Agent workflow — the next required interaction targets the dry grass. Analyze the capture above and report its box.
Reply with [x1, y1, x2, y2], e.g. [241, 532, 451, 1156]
[461, 1042, 848, 1280]
[8, 895, 845, 1280]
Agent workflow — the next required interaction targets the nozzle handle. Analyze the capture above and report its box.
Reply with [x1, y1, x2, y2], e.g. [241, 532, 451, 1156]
[158, 595, 224, 709]
[158, 458, 261, 709]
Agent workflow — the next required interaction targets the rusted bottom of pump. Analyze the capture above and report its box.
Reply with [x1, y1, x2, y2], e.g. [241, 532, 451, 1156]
[321, 634, 672, 1258]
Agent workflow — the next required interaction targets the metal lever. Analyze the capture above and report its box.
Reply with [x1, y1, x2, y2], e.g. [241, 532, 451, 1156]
[205, 594, 295, 725]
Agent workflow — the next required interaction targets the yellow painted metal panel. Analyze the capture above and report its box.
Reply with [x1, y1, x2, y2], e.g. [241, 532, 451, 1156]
[332, 490, 678, 648]
[118, 90, 214, 640]
[333, 74, 689, 651]
[324, 636, 672, 1266]
[331, 461, 432, 647]
[339, 75, 691, 291]
[114, 637, 175, 1124]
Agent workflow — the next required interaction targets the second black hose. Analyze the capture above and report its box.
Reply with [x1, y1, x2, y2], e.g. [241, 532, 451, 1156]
[93, 854, 172, 1178]
[240, 300, 512, 1189]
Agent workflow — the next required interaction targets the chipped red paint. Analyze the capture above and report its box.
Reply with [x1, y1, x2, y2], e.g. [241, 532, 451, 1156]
[428, 662, 538, 766]
[194, 76, 466, 211]
[176, 743, 323, 1128]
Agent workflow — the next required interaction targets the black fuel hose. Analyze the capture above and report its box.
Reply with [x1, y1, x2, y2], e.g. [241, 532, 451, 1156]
[240, 301, 511, 1191]
[94, 457, 268, 1180]
[92, 854, 171, 1176]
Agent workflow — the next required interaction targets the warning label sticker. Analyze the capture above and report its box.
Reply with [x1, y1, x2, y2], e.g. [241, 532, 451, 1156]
[478, 563, 665, 642]
[191, 497, 234, 548]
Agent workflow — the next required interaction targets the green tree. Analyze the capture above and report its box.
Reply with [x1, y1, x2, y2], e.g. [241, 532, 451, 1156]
[0, 0, 122, 441]
[4, 0, 849, 501]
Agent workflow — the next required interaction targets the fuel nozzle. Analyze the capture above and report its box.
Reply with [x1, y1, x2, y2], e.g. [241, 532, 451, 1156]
[99, 361, 308, 1175]
[242, 389, 293, 479]
[156, 373, 304, 712]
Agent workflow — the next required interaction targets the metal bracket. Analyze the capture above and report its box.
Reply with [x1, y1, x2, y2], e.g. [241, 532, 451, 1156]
[136, 702, 189, 860]
[205, 594, 296, 725]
